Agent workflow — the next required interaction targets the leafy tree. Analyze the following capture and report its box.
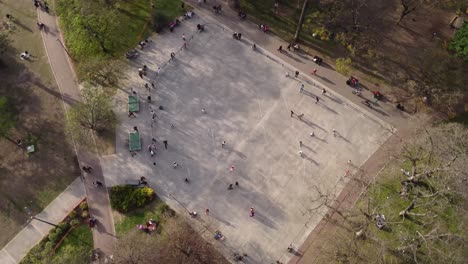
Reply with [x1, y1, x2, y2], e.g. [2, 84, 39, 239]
[67, 86, 116, 133]
[78, 57, 122, 87]
[450, 22, 468, 60]
[0, 96, 16, 141]
[79, 9, 122, 54]
[335, 57, 352, 75]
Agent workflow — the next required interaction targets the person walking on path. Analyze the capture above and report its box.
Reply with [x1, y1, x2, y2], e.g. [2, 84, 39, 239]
[249, 207, 255, 217]
[299, 141, 303, 147]
[316, 96, 319, 104]
[287, 43, 291, 51]
[93, 181, 103, 187]
[298, 113, 304, 120]
[278, 45, 282, 52]
[235, 181, 239, 187]
[312, 69, 317, 75]
[295, 71, 299, 78]
[228, 184, 233, 190]
[322, 88, 326, 95]
[182, 33, 186, 41]
[300, 84, 304, 93]
[82, 166, 92, 173]
[222, 141, 226, 148]
[163, 140, 168, 149]
[333, 129, 337, 137]
[170, 52, 175, 61]
[205, 208, 210, 215]
[290, 110, 294, 117]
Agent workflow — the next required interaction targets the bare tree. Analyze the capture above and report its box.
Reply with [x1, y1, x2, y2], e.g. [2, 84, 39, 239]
[113, 215, 228, 264]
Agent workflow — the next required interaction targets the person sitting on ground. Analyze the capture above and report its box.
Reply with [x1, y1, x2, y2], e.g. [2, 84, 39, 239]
[293, 44, 299, 51]
[20, 51, 30, 60]
[184, 11, 194, 18]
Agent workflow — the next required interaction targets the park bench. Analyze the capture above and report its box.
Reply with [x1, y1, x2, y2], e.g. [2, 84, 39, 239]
[128, 131, 141, 151]
[125, 180, 141, 186]
[128, 95, 140, 112]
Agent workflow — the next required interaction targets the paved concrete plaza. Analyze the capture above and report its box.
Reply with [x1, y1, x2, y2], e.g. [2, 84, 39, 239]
[101, 15, 392, 263]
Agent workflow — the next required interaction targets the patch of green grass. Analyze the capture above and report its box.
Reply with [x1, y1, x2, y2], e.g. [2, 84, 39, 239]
[115, 199, 168, 235]
[52, 224, 93, 263]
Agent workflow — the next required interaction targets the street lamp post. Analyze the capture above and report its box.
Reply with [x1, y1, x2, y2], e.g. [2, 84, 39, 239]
[24, 206, 60, 228]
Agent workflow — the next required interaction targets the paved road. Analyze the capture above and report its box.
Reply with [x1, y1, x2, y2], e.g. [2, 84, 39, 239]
[36, 6, 116, 256]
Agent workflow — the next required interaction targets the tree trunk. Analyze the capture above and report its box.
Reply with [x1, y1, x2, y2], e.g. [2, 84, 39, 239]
[228, 0, 240, 10]
[294, 0, 308, 41]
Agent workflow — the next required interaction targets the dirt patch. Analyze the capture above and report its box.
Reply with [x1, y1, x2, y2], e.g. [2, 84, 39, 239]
[0, 1, 79, 247]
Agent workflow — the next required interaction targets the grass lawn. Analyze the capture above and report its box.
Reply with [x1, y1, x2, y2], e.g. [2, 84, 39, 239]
[52, 224, 93, 263]
[0, 0, 79, 248]
[114, 198, 169, 235]
[314, 157, 467, 263]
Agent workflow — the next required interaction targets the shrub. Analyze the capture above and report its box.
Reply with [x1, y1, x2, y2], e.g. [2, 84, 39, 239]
[110, 185, 155, 212]
[58, 222, 70, 233]
[153, 11, 170, 33]
[48, 232, 59, 244]
[43, 241, 54, 253]
[449, 22, 468, 60]
[70, 219, 82, 227]
[156, 203, 170, 214]
[79, 201, 88, 211]
[335, 57, 352, 75]
[68, 211, 77, 219]
[82, 210, 89, 219]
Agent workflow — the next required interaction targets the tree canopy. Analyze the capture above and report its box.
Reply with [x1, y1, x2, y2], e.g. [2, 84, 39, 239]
[67, 86, 116, 133]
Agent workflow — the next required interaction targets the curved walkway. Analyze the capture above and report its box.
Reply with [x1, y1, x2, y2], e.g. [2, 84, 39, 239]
[35, 6, 116, 256]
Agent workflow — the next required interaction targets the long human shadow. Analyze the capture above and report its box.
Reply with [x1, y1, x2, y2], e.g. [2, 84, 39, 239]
[252, 212, 278, 230]
[211, 213, 236, 228]
[318, 75, 335, 85]
[13, 19, 33, 32]
[301, 144, 316, 153]
[281, 50, 304, 63]
[32, 77, 79, 106]
[323, 94, 343, 105]
[302, 153, 319, 166]
[300, 118, 326, 131]
[225, 146, 247, 159]
[317, 101, 339, 114]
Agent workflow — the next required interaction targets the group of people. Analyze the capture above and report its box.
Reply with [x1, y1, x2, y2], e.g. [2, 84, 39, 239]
[137, 218, 159, 234]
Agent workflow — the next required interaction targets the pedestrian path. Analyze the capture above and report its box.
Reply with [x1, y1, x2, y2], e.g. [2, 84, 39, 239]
[0, 178, 85, 264]
[36, 6, 116, 256]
